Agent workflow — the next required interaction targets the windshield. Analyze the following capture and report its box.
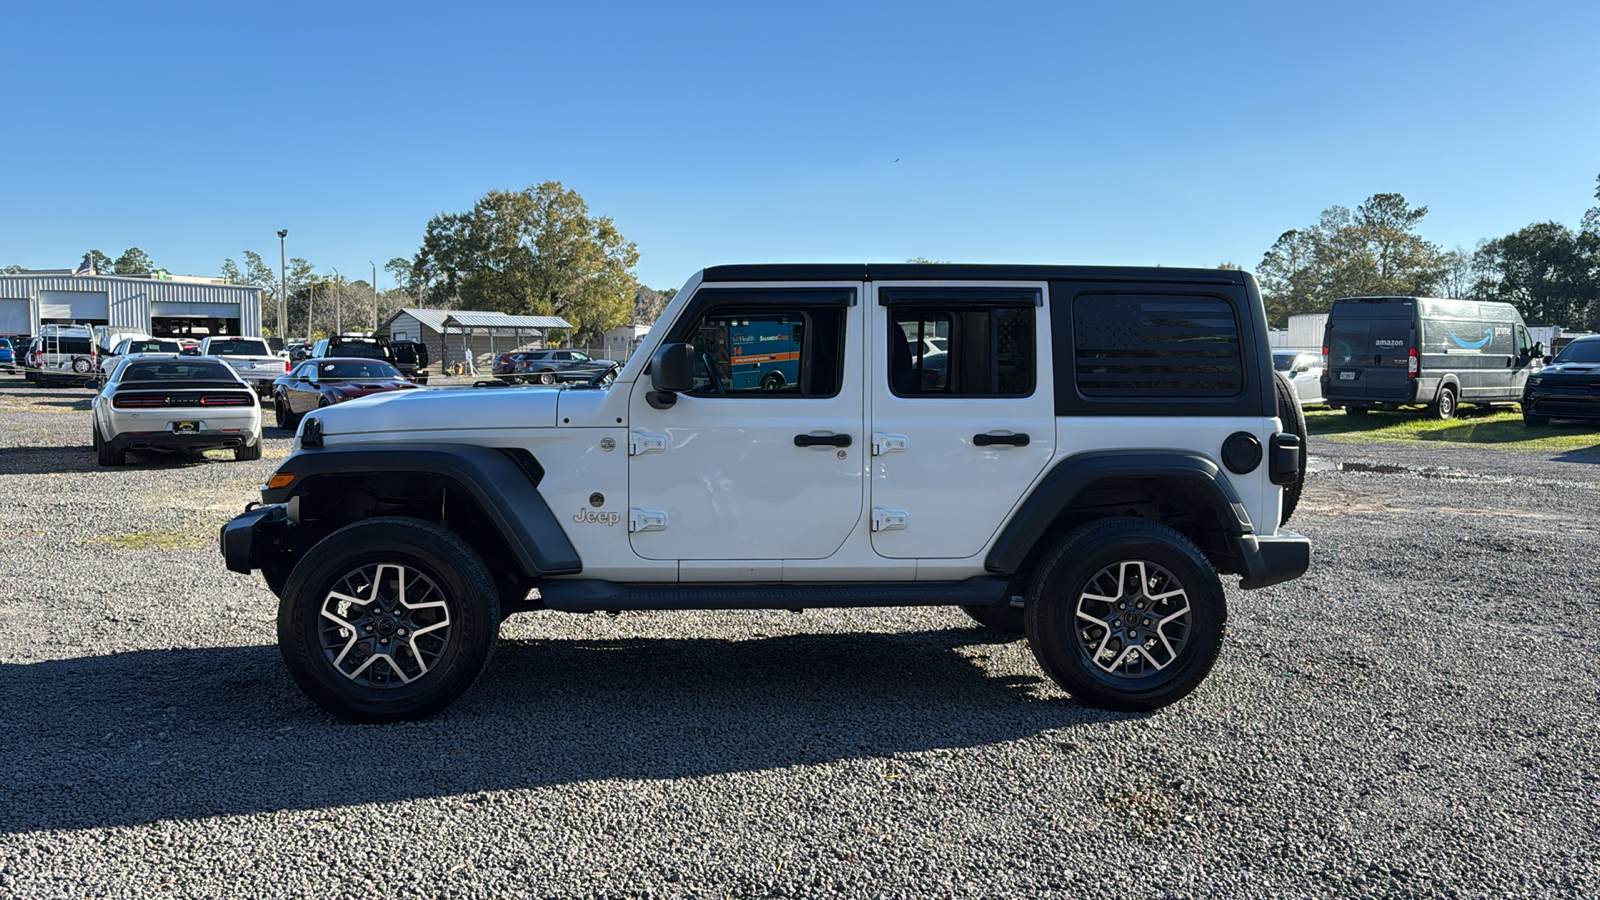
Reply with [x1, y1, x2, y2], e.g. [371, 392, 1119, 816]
[207, 339, 270, 356]
[1554, 341, 1600, 364]
[318, 361, 401, 380]
[1272, 353, 1297, 372]
[122, 360, 237, 382]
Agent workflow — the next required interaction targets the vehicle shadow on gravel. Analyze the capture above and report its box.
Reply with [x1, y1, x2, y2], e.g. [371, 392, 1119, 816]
[0, 629, 1126, 833]
[0, 446, 236, 476]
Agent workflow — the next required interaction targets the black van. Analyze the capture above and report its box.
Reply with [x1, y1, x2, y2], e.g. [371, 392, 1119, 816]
[1322, 296, 1543, 419]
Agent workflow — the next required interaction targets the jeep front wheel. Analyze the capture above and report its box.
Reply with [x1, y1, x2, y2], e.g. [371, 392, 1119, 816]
[277, 517, 501, 723]
[1024, 518, 1226, 711]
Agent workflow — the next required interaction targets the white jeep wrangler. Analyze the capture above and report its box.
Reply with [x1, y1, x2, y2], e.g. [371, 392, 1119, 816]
[221, 264, 1310, 722]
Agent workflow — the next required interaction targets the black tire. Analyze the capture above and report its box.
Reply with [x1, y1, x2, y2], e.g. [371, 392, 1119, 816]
[1431, 386, 1457, 420]
[277, 517, 501, 723]
[94, 422, 125, 467]
[234, 437, 262, 461]
[274, 396, 301, 431]
[539, 370, 556, 385]
[962, 600, 1025, 636]
[1523, 412, 1550, 427]
[1272, 370, 1307, 526]
[1024, 518, 1226, 711]
[1345, 405, 1368, 417]
[761, 372, 786, 390]
[72, 357, 92, 373]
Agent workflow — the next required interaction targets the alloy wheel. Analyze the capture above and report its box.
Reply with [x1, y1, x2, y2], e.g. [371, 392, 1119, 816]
[318, 563, 453, 688]
[1074, 559, 1192, 679]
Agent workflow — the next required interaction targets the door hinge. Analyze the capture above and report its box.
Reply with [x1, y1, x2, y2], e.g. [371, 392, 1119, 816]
[629, 431, 667, 456]
[871, 508, 909, 532]
[871, 432, 909, 456]
[629, 508, 669, 533]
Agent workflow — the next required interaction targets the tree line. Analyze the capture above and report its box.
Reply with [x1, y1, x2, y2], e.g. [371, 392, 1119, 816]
[1255, 175, 1600, 329]
[12, 174, 1596, 340]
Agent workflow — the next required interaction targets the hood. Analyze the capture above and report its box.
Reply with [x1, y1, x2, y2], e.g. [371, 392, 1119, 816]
[327, 380, 416, 397]
[310, 385, 562, 436]
[1542, 361, 1600, 375]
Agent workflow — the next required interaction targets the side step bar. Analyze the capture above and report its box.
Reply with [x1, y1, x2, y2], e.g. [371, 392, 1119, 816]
[537, 577, 1009, 613]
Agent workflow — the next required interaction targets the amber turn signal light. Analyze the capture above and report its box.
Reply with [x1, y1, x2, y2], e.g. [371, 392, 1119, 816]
[267, 472, 296, 489]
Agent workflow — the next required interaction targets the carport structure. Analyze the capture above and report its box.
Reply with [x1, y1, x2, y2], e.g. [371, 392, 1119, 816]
[442, 312, 572, 373]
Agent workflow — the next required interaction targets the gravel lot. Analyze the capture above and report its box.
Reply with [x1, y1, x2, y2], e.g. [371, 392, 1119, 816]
[1, 377, 1597, 899]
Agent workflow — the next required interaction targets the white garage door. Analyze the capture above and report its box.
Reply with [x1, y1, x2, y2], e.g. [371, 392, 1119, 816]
[39, 290, 110, 321]
[151, 300, 241, 319]
[0, 298, 29, 334]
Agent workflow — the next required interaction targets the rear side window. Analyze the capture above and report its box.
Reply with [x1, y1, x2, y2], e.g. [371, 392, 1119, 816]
[887, 305, 1035, 397]
[1073, 295, 1242, 397]
[42, 337, 94, 355]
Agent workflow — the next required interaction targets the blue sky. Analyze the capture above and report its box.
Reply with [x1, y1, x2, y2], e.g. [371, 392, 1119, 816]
[2, 1, 1597, 291]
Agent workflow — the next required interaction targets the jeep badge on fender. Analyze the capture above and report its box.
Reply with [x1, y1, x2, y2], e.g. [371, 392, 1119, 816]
[221, 263, 1311, 723]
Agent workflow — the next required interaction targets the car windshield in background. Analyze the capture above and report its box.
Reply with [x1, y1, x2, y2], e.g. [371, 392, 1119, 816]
[1272, 353, 1297, 371]
[320, 361, 401, 380]
[1556, 341, 1600, 364]
[122, 360, 237, 382]
[209, 339, 270, 356]
[0, 339, 11, 349]
[127, 341, 181, 354]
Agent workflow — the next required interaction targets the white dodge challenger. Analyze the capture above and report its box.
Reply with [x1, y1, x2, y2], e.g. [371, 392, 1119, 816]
[90, 355, 264, 466]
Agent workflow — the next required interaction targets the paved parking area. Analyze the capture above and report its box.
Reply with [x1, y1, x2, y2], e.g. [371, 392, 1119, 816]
[1, 378, 1597, 898]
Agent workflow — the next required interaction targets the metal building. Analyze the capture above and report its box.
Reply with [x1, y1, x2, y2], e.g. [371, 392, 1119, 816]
[0, 271, 263, 339]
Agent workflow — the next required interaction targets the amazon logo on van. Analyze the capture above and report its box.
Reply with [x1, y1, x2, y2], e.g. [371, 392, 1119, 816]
[1449, 328, 1493, 350]
[1374, 339, 1403, 349]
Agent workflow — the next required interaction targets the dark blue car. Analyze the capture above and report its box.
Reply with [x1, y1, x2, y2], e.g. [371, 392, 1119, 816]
[0, 338, 14, 366]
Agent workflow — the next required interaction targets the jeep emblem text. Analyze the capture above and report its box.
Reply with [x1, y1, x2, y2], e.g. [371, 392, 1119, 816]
[573, 507, 622, 526]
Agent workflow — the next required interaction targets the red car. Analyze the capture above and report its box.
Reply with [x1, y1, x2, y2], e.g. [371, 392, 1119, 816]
[270, 357, 420, 430]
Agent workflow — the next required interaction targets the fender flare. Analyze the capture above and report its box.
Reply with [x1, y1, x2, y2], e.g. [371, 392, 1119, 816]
[984, 450, 1252, 577]
[263, 443, 582, 577]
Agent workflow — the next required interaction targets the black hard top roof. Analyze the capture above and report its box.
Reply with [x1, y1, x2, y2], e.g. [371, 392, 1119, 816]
[700, 264, 1246, 284]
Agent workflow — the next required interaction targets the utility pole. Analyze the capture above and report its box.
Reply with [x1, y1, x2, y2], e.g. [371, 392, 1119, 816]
[371, 261, 378, 331]
[307, 281, 315, 344]
[276, 229, 288, 339]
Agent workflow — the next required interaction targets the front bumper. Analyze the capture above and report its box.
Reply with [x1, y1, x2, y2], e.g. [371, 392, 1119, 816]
[1234, 530, 1311, 590]
[220, 503, 293, 574]
[1522, 384, 1600, 420]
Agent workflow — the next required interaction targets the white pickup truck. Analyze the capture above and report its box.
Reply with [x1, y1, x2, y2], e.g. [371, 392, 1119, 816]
[200, 336, 286, 394]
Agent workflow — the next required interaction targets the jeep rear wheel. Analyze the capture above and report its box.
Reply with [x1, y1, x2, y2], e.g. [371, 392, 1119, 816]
[1024, 518, 1226, 711]
[277, 517, 500, 723]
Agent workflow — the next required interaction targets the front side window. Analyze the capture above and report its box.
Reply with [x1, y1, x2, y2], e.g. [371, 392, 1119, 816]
[1074, 294, 1242, 398]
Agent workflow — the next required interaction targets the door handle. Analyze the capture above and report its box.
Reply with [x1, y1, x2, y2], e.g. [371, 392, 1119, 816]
[794, 433, 852, 447]
[974, 432, 1030, 447]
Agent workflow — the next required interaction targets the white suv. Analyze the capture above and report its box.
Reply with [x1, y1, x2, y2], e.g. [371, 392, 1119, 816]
[222, 264, 1310, 722]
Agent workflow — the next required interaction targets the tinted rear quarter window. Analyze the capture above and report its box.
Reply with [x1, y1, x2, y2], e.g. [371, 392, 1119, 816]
[1073, 295, 1241, 397]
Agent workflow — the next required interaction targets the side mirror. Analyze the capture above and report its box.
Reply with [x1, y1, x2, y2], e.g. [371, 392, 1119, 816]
[1532, 342, 1545, 357]
[647, 342, 694, 409]
[650, 342, 695, 393]
[84, 378, 101, 391]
